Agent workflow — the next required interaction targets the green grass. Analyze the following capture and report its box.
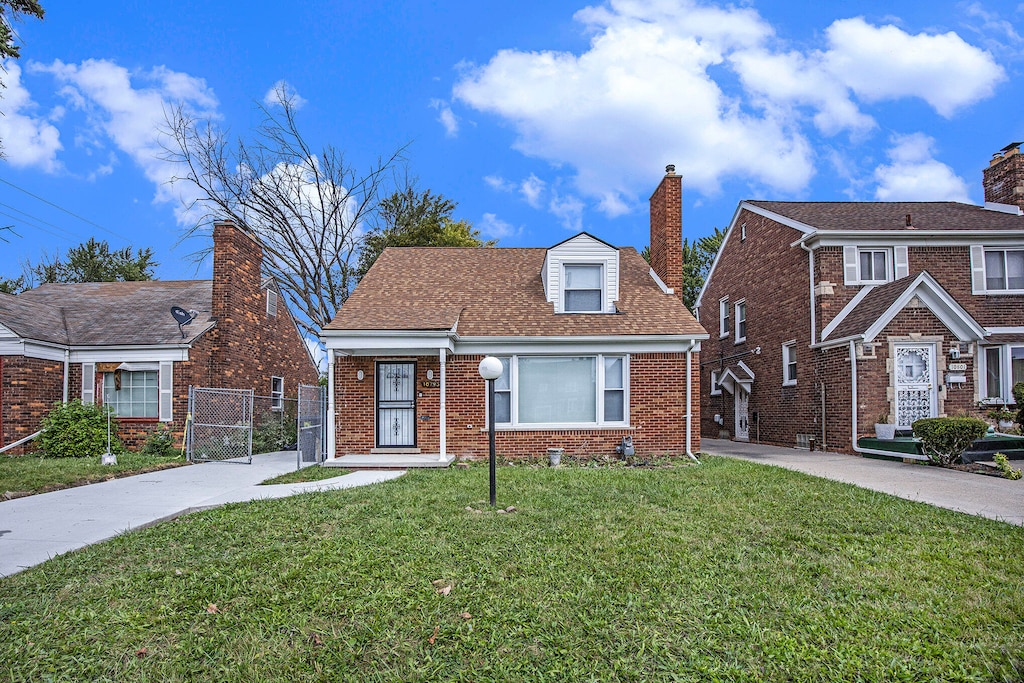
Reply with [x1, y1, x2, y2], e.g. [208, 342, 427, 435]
[259, 466, 351, 485]
[1, 456, 1022, 681]
[0, 452, 187, 498]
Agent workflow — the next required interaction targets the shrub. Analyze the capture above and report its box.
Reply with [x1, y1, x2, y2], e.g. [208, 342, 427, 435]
[141, 425, 178, 457]
[912, 416, 988, 467]
[39, 400, 121, 458]
[1014, 382, 1024, 430]
[252, 411, 297, 454]
[992, 453, 1022, 480]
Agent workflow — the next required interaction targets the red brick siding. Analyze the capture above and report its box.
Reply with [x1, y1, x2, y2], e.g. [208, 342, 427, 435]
[334, 352, 700, 459]
[649, 172, 684, 304]
[983, 148, 1024, 210]
[0, 356, 65, 454]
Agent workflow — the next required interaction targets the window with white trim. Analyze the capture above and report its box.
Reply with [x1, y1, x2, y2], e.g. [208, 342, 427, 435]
[734, 300, 746, 343]
[983, 345, 1024, 402]
[782, 342, 797, 386]
[984, 249, 1024, 292]
[719, 297, 729, 338]
[492, 355, 628, 426]
[102, 370, 158, 418]
[563, 264, 603, 312]
[858, 249, 891, 284]
[710, 369, 722, 396]
[271, 376, 284, 411]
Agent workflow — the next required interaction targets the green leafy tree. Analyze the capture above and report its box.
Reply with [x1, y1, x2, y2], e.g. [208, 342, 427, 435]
[32, 238, 157, 284]
[642, 226, 725, 311]
[356, 187, 494, 279]
[0, 275, 25, 294]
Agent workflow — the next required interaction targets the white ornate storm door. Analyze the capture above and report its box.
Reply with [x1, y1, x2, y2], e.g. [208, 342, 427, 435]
[894, 344, 937, 429]
[734, 388, 750, 441]
[376, 362, 416, 448]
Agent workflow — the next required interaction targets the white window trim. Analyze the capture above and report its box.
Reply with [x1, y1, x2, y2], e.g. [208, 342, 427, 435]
[490, 354, 630, 428]
[857, 248, 893, 285]
[271, 376, 285, 412]
[981, 344, 1023, 404]
[101, 369, 160, 419]
[560, 263, 606, 314]
[719, 297, 729, 339]
[710, 369, 722, 396]
[782, 341, 797, 387]
[981, 248, 1024, 295]
[734, 299, 746, 344]
[267, 289, 278, 317]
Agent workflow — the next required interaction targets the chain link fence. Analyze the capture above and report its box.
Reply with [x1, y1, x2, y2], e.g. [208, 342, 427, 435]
[187, 387, 254, 463]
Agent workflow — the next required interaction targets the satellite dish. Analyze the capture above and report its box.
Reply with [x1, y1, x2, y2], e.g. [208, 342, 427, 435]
[171, 305, 197, 338]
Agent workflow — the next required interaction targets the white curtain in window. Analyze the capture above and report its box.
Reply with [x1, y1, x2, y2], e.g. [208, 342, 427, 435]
[1008, 252, 1024, 290]
[1012, 347, 1024, 387]
[518, 357, 596, 423]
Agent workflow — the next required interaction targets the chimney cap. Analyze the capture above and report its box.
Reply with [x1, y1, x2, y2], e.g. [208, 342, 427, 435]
[999, 141, 1023, 153]
[665, 164, 676, 175]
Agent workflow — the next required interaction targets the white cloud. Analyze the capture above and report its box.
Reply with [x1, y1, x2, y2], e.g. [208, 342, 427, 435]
[519, 174, 545, 208]
[484, 174, 516, 192]
[478, 212, 520, 239]
[872, 134, 970, 201]
[34, 58, 219, 220]
[264, 80, 307, 110]
[0, 61, 62, 171]
[453, 1, 1003, 212]
[549, 191, 584, 232]
[822, 17, 1004, 117]
[429, 98, 459, 137]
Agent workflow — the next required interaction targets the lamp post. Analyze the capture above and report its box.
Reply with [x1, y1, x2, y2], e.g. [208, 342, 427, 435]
[478, 356, 503, 507]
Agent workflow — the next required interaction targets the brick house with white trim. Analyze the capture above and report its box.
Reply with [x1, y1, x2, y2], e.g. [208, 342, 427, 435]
[0, 221, 318, 454]
[695, 143, 1024, 455]
[321, 167, 707, 462]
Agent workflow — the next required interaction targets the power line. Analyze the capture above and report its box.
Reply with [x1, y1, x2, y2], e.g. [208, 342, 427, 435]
[0, 177, 130, 241]
[0, 201, 79, 240]
[0, 208, 72, 242]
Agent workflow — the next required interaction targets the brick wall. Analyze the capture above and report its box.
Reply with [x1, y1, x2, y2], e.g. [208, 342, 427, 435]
[698, 208, 815, 448]
[0, 355, 65, 454]
[333, 352, 700, 459]
[649, 169, 684, 303]
[982, 144, 1024, 210]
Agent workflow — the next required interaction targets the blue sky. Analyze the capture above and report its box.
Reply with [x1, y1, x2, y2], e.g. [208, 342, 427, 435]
[0, 0, 1022, 284]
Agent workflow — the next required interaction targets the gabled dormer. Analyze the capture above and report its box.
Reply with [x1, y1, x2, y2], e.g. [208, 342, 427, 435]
[541, 232, 620, 314]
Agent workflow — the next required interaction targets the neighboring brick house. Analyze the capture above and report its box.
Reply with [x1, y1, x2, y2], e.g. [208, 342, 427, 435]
[695, 143, 1024, 456]
[0, 221, 318, 454]
[320, 167, 707, 462]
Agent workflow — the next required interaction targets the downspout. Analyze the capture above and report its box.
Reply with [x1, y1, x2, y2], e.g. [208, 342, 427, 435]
[438, 347, 447, 462]
[62, 348, 70, 403]
[849, 339, 915, 458]
[684, 341, 700, 463]
[326, 350, 336, 460]
[800, 239, 816, 346]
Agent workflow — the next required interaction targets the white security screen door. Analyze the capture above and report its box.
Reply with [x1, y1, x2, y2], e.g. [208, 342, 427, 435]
[734, 388, 750, 441]
[377, 362, 416, 448]
[894, 344, 937, 428]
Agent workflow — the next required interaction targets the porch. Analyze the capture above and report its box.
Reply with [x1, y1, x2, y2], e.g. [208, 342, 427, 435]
[858, 432, 1024, 462]
[324, 453, 457, 470]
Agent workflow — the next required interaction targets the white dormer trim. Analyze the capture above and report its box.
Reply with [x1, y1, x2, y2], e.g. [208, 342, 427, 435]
[648, 268, 673, 294]
[542, 233, 620, 314]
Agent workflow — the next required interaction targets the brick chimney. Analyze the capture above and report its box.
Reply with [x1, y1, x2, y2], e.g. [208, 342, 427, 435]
[649, 164, 684, 304]
[982, 142, 1024, 210]
[211, 219, 263, 325]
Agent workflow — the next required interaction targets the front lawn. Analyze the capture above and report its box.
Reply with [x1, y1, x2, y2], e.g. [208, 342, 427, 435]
[259, 465, 350, 485]
[0, 452, 187, 499]
[1, 457, 1022, 681]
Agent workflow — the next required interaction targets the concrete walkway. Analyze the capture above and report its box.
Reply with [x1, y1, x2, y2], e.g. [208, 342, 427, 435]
[0, 451, 405, 577]
[702, 438, 1024, 526]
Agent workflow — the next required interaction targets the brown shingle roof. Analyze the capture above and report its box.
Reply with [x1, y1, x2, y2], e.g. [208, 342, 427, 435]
[825, 276, 914, 341]
[327, 246, 705, 337]
[747, 201, 1024, 232]
[2, 280, 214, 346]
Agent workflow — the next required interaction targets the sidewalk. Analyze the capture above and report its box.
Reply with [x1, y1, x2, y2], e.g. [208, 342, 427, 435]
[0, 452, 404, 577]
[702, 438, 1024, 526]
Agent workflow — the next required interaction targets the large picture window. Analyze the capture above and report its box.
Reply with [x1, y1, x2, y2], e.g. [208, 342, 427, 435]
[493, 355, 627, 426]
[103, 370, 158, 418]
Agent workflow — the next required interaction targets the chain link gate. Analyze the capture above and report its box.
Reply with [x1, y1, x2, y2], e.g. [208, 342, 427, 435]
[187, 386, 254, 464]
[296, 383, 326, 467]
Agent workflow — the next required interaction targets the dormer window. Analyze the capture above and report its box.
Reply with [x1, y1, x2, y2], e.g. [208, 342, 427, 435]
[563, 264, 603, 312]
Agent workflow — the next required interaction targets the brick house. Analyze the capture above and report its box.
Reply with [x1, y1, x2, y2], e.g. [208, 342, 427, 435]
[695, 143, 1024, 456]
[321, 167, 707, 463]
[0, 221, 319, 454]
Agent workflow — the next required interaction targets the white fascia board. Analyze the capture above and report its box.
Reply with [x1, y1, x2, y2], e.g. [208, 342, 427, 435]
[0, 322, 17, 339]
[648, 268, 673, 294]
[742, 203, 817, 235]
[69, 346, 191, 363]
[456, 334, 706, 355]
[986, 326, 1024, 334]
[862, 272, 986, 343]
[321, 330, 456, 354]
[0, 339, 67, 360]
[810, 333, 864, 350]
[820, 284, 875, 341]
[806, 231, 1024, 248]
[736, 359, 755, 379]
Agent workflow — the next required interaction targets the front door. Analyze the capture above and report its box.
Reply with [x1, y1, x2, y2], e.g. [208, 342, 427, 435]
[734, 388, 750, 441]
[894, 344, 937, 428]
[376, 362, 416, 448]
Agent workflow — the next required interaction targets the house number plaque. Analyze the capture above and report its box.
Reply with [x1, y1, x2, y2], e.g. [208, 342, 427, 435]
[948, 362, 967, 371]
[420, 380, 440, 388]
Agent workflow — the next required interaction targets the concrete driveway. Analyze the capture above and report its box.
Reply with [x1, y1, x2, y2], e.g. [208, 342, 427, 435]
[0, 452, 404, 577]
[702, 438, 1023, 526]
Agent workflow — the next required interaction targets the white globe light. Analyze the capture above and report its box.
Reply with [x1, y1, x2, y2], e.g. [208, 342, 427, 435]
[478, 356, 503, 380]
